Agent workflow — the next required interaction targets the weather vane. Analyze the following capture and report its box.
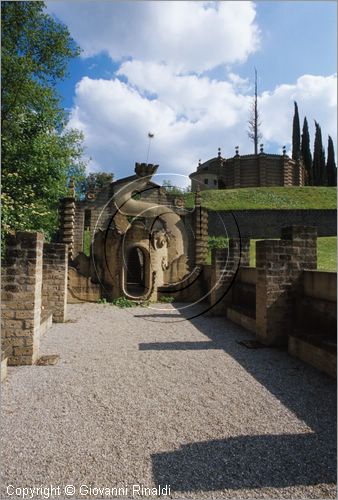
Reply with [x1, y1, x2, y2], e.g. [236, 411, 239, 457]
[146, 132, 154, 163]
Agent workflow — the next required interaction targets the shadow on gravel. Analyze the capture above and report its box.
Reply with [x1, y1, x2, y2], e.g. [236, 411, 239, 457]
[143, 306, 336, 492]
[139, 341, 223, 350]
[152, 433, 336, 491]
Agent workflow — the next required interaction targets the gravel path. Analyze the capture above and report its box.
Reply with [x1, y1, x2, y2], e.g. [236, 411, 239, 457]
[1, 303, 336, 499]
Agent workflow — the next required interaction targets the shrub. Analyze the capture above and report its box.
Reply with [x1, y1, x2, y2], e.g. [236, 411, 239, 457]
[159, 296, 175, 303]
[111, 296, 134, 308]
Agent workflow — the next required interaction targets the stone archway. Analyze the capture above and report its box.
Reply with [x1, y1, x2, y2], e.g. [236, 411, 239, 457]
[125, 246, 147, 297]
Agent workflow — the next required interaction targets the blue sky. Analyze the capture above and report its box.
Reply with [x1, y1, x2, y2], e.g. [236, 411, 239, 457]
[48, 1, 337, 185]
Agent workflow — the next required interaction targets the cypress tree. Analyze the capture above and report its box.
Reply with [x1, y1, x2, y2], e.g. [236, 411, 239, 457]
[313, 121, 326, 185]
[301, 116, 313, 186]
[301, 117, 312, 185]
[292, 101, 301, 161]
[326, 136, 337, 186]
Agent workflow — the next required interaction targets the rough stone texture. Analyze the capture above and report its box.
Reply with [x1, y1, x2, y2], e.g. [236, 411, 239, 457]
[208, 209, 337, 239]
[288, 336, 336, 379]
[67, 267, 101, 303]
[59, 196, 75, 260]
[1, 232, 43, 365]
[65, 163, 192, 303]
[1, 350, 8, 382]
[303, 270, 337, 302]
[0, 303, 336, 499]
[226, 307, 256, 333]
[256, 226, 317, 347]
[42, 243, 68, 322]
[194, 191, 208, 265]
[296, 270, 337, 335]
[206, 239, 249, 316]
[73, 205, 85, 256]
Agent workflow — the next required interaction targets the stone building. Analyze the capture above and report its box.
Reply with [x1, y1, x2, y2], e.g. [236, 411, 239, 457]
[59, 162, 208, 303]
[189, 147, 304, 191]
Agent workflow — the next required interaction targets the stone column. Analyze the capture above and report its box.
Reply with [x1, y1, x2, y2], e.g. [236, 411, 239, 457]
[256, 225, 317, 346]
[282, 155, 292, 186]
[1, 232, 43, 365]
[194, 189, 208, 265]
[73, 204, 85, 255]
[59, 179, 75, 260]
[42, 243, 68, 322]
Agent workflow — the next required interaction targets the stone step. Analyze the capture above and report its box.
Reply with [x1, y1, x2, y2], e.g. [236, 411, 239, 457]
[288, 333, 336, 379]
[40, 310, 53, 337]
[227, 306, 257, 334]
[1, 348, 10, 382]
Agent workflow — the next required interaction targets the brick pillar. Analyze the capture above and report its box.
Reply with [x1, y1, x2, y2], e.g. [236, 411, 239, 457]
[1, 232, 43, 365]
[234, 157, 241, 188]
[297, 159, 305, 186]
[42, 243, 68, 322]
[256, 226, 317, 346]
[194, 190, 208, 265]
[59, 179, 76, 260]
[73, 204, 85, 256]
[282, 156, 292, 186]
[281, 225, 317, 270]
[60, 196, 75, 260]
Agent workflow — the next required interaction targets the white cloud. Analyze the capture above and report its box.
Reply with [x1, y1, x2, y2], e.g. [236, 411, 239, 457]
[47, 1, 336, 183]
[68, 69, 336, 184]
[117, 61, 249, 123]
[48, 1, 260, 72]
[260, 74, 337, 148]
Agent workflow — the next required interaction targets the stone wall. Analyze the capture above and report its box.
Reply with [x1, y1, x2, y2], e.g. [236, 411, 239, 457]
[230, 267, 256, 317]
[205, 238, 250, 315]
[256, 226, 317, 346]
[1, 232, 43, 365]
[42, 243, 68, 322]
[208, 209, 337, 239]
[190, 153, 304, 190]
[1, 232, 69, 368]
[220, 226, 336, 376]
[295, 270, 336, 336]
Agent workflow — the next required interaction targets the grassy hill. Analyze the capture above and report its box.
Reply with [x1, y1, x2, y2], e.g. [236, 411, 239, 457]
[185, 187, 336, 210]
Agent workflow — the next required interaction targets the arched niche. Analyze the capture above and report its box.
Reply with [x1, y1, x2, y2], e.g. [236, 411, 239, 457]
[123, 245, 150, 299]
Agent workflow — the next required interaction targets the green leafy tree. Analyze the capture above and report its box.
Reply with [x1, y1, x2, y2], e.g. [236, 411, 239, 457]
[1, 1, 86, 241]
[301, 117, 313, 185]
[313, 121, 326, 185]
[162, 180, 185, 195]
[326, 136, 337, 187]
[292, 101, 301, 161]
[78, 172, 114, 197]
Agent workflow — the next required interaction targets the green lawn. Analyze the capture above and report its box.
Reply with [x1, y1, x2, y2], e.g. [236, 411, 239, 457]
[317, 237, 337, 271]
[249, 237, 336, 271]
[207, 236, 336, 271]
[185, 187, 336, 210]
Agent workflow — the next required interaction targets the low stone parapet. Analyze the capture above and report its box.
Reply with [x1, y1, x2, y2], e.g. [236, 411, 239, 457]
[68, 267, 101, 303]
[288, 335, 336, 379]
[42, 242, 68, 322]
